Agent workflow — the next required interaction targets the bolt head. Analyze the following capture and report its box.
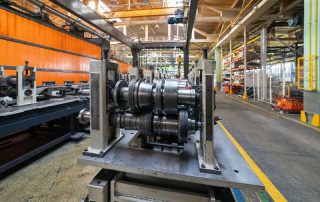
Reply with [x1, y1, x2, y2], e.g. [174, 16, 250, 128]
[201, 163, 206, 168]
[84, 148, 88, 152]
[214, 166, 219, 170]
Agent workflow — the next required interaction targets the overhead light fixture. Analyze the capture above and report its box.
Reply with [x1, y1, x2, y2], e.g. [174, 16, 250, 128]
[88, 1, 96, 10]
[98, 0, 111, 13]
[154, 24, 159, 29]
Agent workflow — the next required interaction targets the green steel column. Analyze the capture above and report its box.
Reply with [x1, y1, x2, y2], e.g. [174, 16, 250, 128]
[214, 47, 222, 91]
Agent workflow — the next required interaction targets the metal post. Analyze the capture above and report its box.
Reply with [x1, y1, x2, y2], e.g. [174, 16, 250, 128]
[145, 25, 148, 41]
[243, 27, 248, 100]
[253, 72, 256, 100]
[221, 48, 223, 91]
[131, 48, 139, 68]
[184, 48, 189, 79]
[168, 25, 171, 41]
[260, 27, 268, 101]
[229, 39, 232, 94]
[282, 63, 286, 97]
[203, 47, 208, 59]
[257, 70, 260, 100]
[196, 60, 220, 174]
[214, 47, 222, 91]
[269, 68, 272, 103]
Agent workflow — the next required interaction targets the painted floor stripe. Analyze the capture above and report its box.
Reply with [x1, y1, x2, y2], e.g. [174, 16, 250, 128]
[218, 121, 287, 202]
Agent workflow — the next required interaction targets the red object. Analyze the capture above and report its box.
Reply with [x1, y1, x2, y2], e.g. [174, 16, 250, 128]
[273, 97, 303, 113]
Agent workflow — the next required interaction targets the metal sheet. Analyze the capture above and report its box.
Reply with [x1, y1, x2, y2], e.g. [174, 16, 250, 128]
[78, 125, 264, 191]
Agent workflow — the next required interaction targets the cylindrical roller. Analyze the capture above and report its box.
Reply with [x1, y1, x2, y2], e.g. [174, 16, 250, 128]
[0, 87, 16, 97]
[177, 88, 197, 105]
[114, 79, 199, 114]
[162, 79, 178, 113]
[77, 109, 90, 124]
[119, 87, 128, 100]
[114, 113, 152, 135]
[111, 111, 201, 143]
[113, 80, 128, 110]
[153, 115, 179, 134]
[0, 75, 17, 87]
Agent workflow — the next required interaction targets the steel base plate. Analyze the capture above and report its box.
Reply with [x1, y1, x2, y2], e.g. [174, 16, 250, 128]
[78, 125, 264, 191]
[196, 142, 221, 174]
[82, 133, 124, 157]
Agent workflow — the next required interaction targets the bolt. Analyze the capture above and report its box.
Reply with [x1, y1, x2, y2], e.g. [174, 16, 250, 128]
[196, 140, 200, 143]
[100, 151, 103, 154]
[84, 148, 88, 152]
[201, 163, 206, 168]
[214, 166, 219, 170]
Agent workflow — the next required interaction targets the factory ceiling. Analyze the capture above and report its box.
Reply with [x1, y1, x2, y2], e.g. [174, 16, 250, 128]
[8, 0, 303, 62]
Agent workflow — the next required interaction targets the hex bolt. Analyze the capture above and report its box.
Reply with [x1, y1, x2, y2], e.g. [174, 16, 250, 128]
[201, 163, 206, 168]
[214, 166, 219, 170]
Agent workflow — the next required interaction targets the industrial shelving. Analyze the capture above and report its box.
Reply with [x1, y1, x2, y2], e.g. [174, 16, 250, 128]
[222, 44, 261, 95]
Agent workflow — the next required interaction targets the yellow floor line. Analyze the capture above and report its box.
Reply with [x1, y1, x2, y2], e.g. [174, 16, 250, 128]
[218, 121, 288, 202]
[222, 94, 320, 133]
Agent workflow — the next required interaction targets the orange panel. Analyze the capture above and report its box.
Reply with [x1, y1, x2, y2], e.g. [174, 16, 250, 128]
[0, 9, 101, 59]
[0, 8, 102, 85]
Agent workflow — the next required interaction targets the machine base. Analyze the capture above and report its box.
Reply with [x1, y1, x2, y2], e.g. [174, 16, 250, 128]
[78, 125, 264, 191]
[82, 133, 125, 157]
[196, 142, 221, 174]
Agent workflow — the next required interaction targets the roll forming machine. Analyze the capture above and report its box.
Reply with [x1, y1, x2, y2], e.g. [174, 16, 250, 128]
[78, 59, 264, 201]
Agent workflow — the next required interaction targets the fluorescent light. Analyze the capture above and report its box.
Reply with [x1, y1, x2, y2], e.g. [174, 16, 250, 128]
[88, 1, 96, 10]
[98, 0, 111, 13]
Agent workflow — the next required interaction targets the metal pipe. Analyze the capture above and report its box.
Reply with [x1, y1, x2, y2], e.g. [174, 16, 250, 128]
[27, 0, 106, 39]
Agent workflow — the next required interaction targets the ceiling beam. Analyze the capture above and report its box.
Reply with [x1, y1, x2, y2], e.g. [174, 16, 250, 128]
[193, 28, 216, 40]
[138, 42, 185, 49]
[103, 8, 176, 19]
[206, 6, 239, 19]
[211, 0, 279, 53]
[115, 15, 232, 26]
[51, 0, 136, 48]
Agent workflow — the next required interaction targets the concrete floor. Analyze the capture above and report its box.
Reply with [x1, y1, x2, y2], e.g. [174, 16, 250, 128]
[0, 137, 99, 202]
[216, 94, 320, 202]
[1, 94, 319, 202]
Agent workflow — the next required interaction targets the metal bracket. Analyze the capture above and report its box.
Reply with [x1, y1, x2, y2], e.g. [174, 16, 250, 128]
[83, 133, 125, 157]
[196, 142, 221, 174]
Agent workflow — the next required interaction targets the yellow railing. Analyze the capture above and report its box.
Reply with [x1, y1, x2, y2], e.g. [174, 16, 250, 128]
[298, 56, 318, 91]
[297, 57, 304, 89]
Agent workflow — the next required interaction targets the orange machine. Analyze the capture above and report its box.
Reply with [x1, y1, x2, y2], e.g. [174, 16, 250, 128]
[0, 8, 101, 85]
[273, 97, 304, 113]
